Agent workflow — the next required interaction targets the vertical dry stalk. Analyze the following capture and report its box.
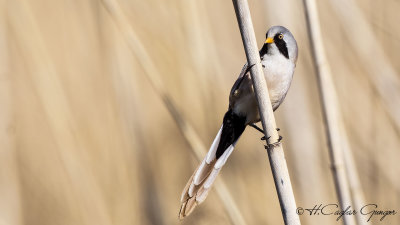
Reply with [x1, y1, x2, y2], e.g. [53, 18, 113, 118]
[302, 0, 358, 225]
[341, 132, 369, 225]
[8, 1, 113, 224]
[0, 2, 22, 224]
[232, 0, 300, 224]
[328, 0, 400, 132]
[327, 0, 400, 194]
[100, 1, 247, 225]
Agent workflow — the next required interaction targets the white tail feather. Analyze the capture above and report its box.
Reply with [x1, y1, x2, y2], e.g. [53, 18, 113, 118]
[193, 160, 207, 185]
[205, 125, 223, 163]
[179, 125, 240, 219]
[215, 144, 235, 169]
[195, 185, 209, 202]
[203, 168, 220, 189]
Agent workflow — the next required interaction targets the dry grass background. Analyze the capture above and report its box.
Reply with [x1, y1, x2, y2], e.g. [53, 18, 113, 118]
[1, 0, 399, 225]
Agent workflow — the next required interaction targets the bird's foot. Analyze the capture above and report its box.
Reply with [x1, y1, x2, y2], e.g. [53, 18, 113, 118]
[249, 124, 282, 147]
[261, 134, 282, 141]
[259, 127, 281, 140]
[249, 123, 282, 141]
[264, 135, 283, 150]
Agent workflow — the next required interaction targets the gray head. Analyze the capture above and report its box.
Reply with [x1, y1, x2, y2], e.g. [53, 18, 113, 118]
[259, 26, 298, 63]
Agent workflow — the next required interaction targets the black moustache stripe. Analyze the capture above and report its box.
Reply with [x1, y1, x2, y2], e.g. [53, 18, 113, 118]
[259, 39, 289, 59]
[259, 43, 268, 56]
[274, 36, 289, 59]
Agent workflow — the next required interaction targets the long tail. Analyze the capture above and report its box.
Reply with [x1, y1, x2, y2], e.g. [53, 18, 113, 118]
[179, 109, 246, 219]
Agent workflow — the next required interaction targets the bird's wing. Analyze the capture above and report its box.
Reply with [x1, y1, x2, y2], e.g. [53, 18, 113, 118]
[229, 63, 248, 97]
[229, 63, 249, 107]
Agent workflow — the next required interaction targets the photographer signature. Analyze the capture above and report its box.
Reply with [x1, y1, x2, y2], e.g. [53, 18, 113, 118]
[296, 204, 397, 222]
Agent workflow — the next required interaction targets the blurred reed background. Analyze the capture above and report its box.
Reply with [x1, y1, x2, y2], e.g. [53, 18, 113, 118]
[1, 0, 399, 225]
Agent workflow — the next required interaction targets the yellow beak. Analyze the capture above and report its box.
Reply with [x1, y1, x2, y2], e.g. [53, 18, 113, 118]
[265, 37, 274, 44]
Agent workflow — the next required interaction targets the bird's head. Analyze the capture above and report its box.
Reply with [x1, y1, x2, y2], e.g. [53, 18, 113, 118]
[260, 26, 298, 64]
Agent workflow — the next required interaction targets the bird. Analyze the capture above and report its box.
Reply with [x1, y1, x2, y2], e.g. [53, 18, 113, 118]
[179, 26, 298, 219]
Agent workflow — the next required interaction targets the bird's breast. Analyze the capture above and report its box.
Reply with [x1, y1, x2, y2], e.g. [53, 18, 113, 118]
[262, 54, 295, 109]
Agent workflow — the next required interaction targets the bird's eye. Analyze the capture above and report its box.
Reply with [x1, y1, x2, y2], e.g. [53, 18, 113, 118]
[278, 34, 284, 39]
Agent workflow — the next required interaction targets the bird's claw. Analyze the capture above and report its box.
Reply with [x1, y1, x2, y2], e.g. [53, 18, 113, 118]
[261, 136, 265, 141]
[260, 128, 281, 140]
[261, 136, 270, 141]
[264, 135, 283, 150]
[253, 124, 283, 149]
